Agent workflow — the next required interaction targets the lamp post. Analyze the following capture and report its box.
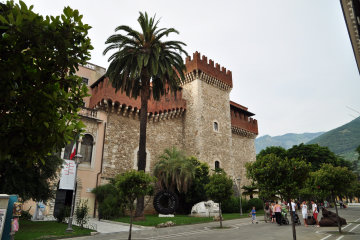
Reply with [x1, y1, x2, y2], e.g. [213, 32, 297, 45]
[66, 153, 82, 232]
[237, 178, 243, 215]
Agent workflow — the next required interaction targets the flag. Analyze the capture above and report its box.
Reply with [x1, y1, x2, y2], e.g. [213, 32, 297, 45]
[69, 141, 76, 160]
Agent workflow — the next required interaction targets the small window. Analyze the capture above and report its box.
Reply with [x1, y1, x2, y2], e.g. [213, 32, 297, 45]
[82, 77, 89, 85]
[213, 122, 219, 132]
[215, 161, 220, 169]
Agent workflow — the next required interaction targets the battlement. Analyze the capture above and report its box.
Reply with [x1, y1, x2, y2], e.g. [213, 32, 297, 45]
[185, 51, 233, 88]
[230, 102, 258, 135]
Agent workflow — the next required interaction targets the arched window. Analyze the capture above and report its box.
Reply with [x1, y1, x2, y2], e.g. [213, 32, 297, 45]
[80, 134, 93, 163]
[215, 161, 220, 170]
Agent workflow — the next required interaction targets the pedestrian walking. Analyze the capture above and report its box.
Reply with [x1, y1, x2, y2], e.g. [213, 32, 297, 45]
[274, 201, 282, 225]
[301, 201, 308, 227]
[311, 200, 320, 227]
[271, 202, 276, 223]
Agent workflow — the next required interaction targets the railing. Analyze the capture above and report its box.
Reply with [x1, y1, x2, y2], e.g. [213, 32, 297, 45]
[79, 107, 97, 119]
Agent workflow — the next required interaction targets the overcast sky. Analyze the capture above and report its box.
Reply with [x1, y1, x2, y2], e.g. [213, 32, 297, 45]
[23, 0, 360, 137]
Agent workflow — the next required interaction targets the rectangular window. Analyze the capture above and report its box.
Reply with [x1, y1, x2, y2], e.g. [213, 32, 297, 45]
[82, 77, 89, 85]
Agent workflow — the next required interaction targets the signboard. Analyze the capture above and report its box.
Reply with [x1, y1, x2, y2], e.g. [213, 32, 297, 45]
[0, 209, 6, 240]
[59, 160, 77, 190]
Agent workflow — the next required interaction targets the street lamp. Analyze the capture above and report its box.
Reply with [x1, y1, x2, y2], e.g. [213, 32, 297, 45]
[236, 178, 243, 215]
[66, 153, 82, 232]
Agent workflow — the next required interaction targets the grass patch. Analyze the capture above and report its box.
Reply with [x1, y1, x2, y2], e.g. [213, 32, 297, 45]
[112, 210, 264, 227]
[15, 220, 94, 240]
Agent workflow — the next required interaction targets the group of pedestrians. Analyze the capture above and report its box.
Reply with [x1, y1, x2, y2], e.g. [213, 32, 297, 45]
[265, 200, 320, 227]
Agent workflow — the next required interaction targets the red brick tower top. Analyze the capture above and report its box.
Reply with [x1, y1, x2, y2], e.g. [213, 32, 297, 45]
[185, 51, 233, 88]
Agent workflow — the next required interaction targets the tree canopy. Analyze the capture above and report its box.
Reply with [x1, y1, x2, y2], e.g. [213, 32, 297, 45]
[0, 1, 92, 200]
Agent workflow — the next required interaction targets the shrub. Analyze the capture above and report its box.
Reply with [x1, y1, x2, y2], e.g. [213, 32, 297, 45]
[56, 206, 70, 223]
[20, 206, 32, 220]
[222, 196, 249, 213]
[75, 199, 89, 228]
[248, 198, 263, 211]
[92, 182, 126, 219]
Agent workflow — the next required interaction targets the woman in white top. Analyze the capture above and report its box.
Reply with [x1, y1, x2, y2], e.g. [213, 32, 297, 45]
[301, 201, 308, 226]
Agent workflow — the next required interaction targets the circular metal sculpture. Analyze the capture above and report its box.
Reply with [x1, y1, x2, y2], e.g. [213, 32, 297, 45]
[153, 190, 179, 214]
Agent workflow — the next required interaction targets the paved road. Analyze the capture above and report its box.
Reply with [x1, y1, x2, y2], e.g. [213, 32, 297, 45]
[68, 207, 360, 240]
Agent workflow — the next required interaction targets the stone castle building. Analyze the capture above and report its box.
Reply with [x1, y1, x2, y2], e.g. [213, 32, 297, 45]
[25, 52, 259, 217]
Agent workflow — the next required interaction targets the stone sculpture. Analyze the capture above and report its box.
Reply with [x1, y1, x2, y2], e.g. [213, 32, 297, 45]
[190, 200, 220, 217]
[319, 208, 347, 227]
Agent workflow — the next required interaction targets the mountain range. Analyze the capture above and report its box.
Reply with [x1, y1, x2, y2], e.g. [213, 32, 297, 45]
[255, 132, 324, 154]
[255, 117, 360, 161]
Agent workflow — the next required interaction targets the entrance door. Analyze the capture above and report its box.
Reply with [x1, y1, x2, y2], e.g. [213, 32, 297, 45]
[53, 189, 73, 218]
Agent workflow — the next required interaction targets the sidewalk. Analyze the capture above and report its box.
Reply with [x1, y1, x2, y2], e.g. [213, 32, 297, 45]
[87, 218, 148, 233]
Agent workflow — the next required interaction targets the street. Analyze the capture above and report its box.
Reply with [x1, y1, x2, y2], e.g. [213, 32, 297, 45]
[69, 207, 360, 240]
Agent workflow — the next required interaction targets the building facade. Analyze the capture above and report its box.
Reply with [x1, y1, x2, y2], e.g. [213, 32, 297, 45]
[26, 52, 259, 217]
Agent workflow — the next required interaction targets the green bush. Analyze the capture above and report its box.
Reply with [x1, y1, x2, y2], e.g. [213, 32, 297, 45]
[20, 207, 32, 220]
[56, 206, 70, 223]
[75, 200, 89, 228]
[248, 198, 263, 211]
[222, 196, 249, 213]
[92, 183, 125, 219]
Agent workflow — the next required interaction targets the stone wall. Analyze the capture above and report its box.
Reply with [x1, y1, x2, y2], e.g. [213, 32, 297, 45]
[231, 133, 257, 186]
[101, 111, 184, 179]
[182, 78, 234, 175]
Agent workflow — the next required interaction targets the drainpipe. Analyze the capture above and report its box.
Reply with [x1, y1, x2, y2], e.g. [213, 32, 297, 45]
[94, 122, 106, 218]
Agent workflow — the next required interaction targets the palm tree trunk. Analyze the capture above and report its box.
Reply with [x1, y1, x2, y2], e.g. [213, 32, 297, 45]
[135, 82, 150, 218]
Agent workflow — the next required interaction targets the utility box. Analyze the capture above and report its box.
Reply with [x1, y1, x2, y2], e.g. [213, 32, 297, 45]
[0, 195, 10, 240]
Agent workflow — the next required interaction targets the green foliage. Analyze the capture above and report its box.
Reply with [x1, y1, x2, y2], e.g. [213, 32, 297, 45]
[0, 155, 63, 201]
[103, 12, 188, 101]
[114, 170, 156, 212]
[247, 153, 311, 202]
[222, 196, 249, 213]
[184, 157, 210, 206]
[56, 206, 70, 223]
[153, 147, 195, 193]
[91, 182, 126, 219]
[248, 198, 264, 211]
[308, 117, 360, 160]
[75, 199, 89, 228]
[20, 207, 32, 220]
[0, 1, 92, 200]
[257, 146, 287, 159]
[205, 170, 233, 204]
[312, 164, 356, 198]
[241, 184, 258, 199]
[288, 144, 344, 171]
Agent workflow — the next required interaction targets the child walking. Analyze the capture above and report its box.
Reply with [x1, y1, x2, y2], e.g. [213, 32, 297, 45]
[251, 206, 258, 224]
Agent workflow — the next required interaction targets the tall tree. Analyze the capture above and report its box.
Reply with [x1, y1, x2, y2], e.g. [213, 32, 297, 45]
[288, 144, 347, 171]
[246, 153, 310, 240]
[0, 1, 92, 200]
[103, 12, 187, 217]
[312, 164, 356, 233]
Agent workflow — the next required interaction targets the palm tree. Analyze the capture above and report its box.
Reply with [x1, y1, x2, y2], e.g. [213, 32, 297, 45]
[103, 12, 187, 217]
[154, 147, 195, 194]
[241, 184, 258, 199]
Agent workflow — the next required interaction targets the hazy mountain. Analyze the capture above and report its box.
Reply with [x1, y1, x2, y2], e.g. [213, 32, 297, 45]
[255, 132, 324, 154]
[307, 117, 360, 161]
